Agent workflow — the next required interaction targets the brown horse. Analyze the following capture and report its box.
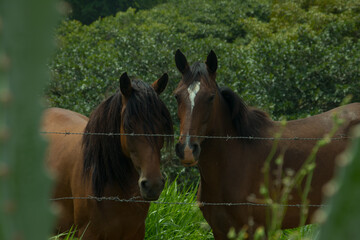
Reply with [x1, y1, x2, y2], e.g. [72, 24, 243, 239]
[43, 72, 173, 239]
[174, 49, 360, 239]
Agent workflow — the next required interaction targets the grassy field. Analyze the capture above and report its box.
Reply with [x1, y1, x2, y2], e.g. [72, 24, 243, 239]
[51, 179, 320, 240]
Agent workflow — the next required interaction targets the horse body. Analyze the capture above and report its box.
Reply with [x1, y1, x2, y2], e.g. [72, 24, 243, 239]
[198, 103, 360, 238]
[43, 73, 173, 239]
[174, 50, 360, 239]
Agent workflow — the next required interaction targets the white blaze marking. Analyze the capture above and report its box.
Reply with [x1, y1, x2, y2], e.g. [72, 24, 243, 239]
[187, 81, 200, 113]
[185, 81, 201, 146]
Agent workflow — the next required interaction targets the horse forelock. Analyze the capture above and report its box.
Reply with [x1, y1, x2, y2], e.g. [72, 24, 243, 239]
[82, 82, 173, 197]
[182, 62, 213, 85]
[131, 78, 152, 92]
[123, 82, 173, 148]
[220, 87, 273, 142]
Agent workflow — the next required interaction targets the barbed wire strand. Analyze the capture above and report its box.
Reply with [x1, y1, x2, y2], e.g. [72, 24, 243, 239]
[40, 131, 351, 141]
[49, 196, 326, 208]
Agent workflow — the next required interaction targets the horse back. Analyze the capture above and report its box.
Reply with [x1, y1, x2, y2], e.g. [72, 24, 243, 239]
[280, 102, 360, 179]
[285, 103, 360, 137]
[42, 107, 88, 171]
[42, 107, 88, 232]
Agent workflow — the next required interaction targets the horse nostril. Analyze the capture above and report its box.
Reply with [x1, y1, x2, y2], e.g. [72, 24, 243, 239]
[192, 143, 200, 158]
[141, 178, 164, 191]
[175, 143, 184, 159]
[140, 180, 149, 190]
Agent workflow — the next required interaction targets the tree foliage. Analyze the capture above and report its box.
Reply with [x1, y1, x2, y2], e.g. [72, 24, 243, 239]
[65, 0, 167, 24]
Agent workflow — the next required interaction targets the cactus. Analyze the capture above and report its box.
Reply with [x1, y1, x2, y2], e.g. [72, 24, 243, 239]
[318, 125, 360, 239]
[0, 0, 58, 239]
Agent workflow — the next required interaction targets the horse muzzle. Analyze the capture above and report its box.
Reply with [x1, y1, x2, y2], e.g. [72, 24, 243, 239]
[175, 142, 200, 167]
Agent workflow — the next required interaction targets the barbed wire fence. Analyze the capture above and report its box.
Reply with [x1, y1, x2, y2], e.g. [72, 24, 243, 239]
[40, 131, 352, 141]
[41, 130, 350, 208]
[49, 195, 327, 208]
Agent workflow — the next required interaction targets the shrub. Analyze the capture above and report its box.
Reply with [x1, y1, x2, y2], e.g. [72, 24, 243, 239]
[65, 0, 167, 25]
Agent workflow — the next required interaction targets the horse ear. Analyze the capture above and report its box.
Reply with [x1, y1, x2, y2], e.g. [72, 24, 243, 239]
[119, 72, 132, 98]
[175, 49, 189, 74]
[206, 50, 217, 73]
[152, 73, 168, 95]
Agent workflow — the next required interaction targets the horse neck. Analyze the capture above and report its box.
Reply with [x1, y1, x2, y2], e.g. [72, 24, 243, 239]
[197, 96, 273, 199]
[208, 94, 236, 138]
[198, 95, 237, 175]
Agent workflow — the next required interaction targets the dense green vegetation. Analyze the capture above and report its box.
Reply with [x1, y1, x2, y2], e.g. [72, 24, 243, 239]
[64, 0, 167, 25]
[48, 0, 360, 122]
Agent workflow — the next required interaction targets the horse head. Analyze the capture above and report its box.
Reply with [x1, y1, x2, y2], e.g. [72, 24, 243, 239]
[174, 49, 219, 167]
[83, 72, 173, 201]
[119, 72, 172, 200]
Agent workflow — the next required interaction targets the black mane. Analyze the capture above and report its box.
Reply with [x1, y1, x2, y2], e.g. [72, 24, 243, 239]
[220, 87, 273, 142]
[82, 80, 173, 196]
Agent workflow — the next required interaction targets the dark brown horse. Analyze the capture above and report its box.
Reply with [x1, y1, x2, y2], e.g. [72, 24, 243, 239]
[43, 72, 173, 239]
[174, 49, 360, 239]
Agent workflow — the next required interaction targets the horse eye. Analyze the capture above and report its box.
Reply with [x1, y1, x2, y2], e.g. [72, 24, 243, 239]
[209, 94, 215, 102]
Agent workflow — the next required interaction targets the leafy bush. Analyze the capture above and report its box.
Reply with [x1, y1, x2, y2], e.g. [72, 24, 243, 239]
[65, 0, 167, 24]
[48, 0, 360, 119]
[233, 0, 360, 118]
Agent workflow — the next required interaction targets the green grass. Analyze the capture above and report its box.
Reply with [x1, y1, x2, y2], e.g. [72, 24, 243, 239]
[281, 225, 319, 240]
[145, 180, 213, 239]
[50, 226, 78, 240]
